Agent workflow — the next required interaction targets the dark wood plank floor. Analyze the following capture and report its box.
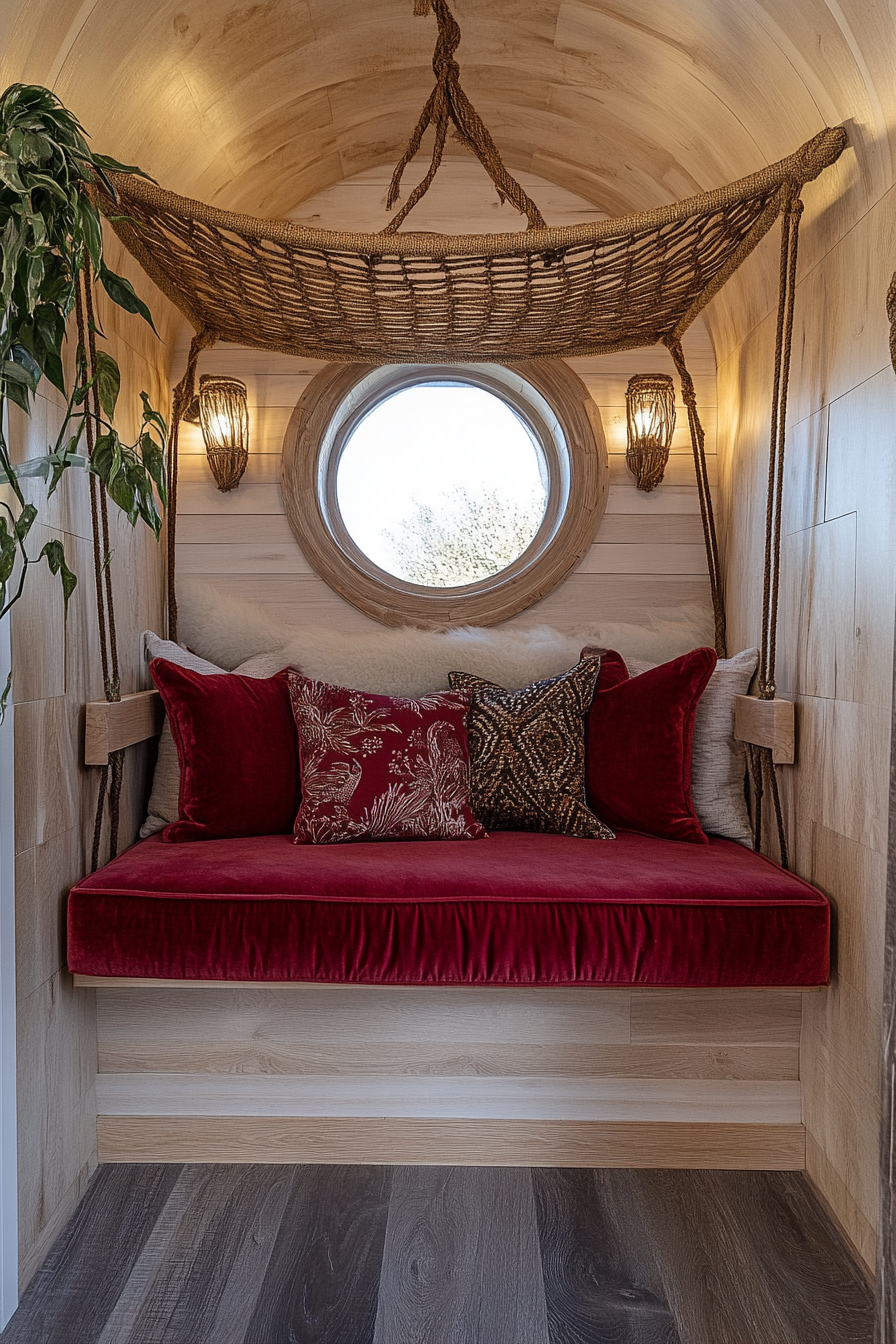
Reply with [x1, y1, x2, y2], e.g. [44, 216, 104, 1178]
[0, 1165, 873, 1344]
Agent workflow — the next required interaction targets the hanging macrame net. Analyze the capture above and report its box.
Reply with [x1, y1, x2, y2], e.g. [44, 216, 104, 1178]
[102, 125, 844, 365]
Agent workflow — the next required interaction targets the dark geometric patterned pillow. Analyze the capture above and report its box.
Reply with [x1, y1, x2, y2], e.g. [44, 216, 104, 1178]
[448, 657, 614, 839]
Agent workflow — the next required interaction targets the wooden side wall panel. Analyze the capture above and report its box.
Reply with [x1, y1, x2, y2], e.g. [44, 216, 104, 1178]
[715, 185, 896, 1274]
[5, 233, 176, 1290]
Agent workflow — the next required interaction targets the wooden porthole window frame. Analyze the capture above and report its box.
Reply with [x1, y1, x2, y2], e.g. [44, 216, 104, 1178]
[280, 360, 609, 628]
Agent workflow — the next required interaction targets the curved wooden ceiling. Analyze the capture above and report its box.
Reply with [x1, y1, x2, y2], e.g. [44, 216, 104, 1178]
[2, 0, 893, 349]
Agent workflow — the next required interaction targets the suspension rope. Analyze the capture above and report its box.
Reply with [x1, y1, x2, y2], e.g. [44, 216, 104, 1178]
[74, 276, 112, 702]
[166, 328, 218, 642]
[759, 185, 803, 700]
[383, 0, 547, 234]
[75, 262, 125, 870]
[665, 337, 727, 658]
[748, 186, 803, 870]
[84, 265, 120, 700]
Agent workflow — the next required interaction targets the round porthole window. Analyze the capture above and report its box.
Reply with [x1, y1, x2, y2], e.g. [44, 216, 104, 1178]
[281, 361, 609, 627]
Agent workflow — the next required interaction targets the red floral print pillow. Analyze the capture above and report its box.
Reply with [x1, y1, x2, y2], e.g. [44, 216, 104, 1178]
[287, 674, 486, 844]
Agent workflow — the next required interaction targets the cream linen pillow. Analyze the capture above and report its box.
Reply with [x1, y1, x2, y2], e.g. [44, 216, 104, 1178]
[625, 648, 759, 846]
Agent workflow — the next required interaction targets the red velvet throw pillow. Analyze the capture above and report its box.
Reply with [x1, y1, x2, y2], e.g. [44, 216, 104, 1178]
[288, 675, 486, 845]
[150, 659, 300, 842]
[584, 647, 717, 844]
[582, 647, 630, 692]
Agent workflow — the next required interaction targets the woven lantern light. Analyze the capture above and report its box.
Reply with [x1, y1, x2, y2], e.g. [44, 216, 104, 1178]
[625, 374, 676, 492]
[195, 375, 250, 492]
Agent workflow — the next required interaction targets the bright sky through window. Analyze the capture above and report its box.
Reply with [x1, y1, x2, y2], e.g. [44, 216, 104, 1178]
[336, 384, 549, 587]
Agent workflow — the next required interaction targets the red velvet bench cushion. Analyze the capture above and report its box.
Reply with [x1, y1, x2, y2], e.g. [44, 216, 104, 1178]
[67, 830, 830, 987]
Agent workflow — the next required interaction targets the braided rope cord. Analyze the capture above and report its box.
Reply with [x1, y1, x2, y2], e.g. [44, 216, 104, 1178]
[166, 328, 219, 642]
[84, 268, 120, 701]
[384, 0, 547, 234]
[665, 338, 726, 658]
[73, 277, 111, 699]
[74, 264, 124, 870]
[759, 186, 802, 699]
[749, 188, 803, 870]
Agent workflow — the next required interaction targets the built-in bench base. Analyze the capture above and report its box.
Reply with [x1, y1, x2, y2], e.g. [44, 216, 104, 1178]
[80, 981, 811, 1169]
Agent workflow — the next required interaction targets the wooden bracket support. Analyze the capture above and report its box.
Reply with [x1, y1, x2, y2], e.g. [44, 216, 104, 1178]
[84, 690, 164, 766]
[733, 696, 795, 765]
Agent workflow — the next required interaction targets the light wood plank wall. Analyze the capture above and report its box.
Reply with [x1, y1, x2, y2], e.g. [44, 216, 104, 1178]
[714, 174, 896, 1270]
[173, 165, 716, 638]
[91, 984, 805, 1170]
[4, 239, 176, 1290]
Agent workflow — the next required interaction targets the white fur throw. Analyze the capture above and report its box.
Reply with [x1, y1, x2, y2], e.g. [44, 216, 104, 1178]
[142, 592, 752, 845]
[177, 575, 714, 696]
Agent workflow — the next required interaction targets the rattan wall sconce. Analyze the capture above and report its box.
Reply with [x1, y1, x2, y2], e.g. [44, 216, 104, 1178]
[625, 374, 676, 492]
[184, 375, 250, 492]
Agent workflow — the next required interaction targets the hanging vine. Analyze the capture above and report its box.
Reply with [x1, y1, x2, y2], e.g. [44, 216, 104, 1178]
[0, 83, 168, 713]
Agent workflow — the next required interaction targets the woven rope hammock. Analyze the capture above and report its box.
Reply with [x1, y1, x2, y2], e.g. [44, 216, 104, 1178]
[95, 0, 848, 866]
[102, 128, 845, 367]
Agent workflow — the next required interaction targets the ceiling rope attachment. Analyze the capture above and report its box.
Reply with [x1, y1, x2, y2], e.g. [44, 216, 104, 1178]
[382, 0, 547, 234]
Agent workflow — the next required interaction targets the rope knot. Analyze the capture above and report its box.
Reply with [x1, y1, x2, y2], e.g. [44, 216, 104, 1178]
[434, 57, 460, 80]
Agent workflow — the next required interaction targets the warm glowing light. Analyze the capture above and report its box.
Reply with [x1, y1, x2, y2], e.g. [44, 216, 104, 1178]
[625, 374, 676, 492]
[197, 376, 250, 492]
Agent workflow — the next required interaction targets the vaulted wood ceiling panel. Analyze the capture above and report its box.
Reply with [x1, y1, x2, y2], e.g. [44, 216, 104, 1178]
[2, 0, 891, 209]
[1, 0, 893, 359]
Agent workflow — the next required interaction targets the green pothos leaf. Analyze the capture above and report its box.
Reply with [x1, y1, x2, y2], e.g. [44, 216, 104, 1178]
[98, 265, 157, 333]
[0, 671, 12, 726]
[75, 190, 103, 273]
[139, 391, 168, 439]
[1, 358, 38, 389]
[10, 344, 41, 387]
[139, 431, 167, 508]
[91, 150, 149, 178]
[0, 520, 17, 604]
[2, 375, 31, 414]
[0, 157, 27, 193]
[14, 503, 37, 542]
[39, 538, 77, 614]
[94, 349, 121, 420]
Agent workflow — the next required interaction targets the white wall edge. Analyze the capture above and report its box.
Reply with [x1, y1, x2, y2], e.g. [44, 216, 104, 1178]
[0, 608, 18, 1325]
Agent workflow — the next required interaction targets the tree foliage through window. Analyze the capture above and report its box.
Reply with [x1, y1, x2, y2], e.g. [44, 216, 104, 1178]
[385, 485, 545, 587]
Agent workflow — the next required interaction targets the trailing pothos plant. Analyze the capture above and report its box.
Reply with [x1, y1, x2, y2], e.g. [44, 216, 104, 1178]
[0, 82, 168, 699]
